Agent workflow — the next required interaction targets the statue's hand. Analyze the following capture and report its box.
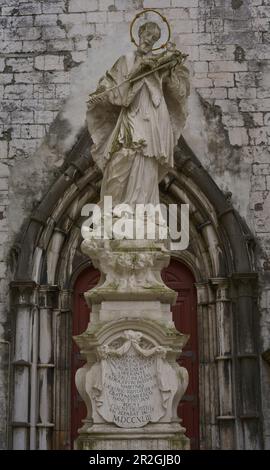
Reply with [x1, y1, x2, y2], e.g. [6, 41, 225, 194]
[127, 63, 151, 81]
[128, 55, 160, 81]
[141, 57, 157, 68]
[96, 84, 106, 94]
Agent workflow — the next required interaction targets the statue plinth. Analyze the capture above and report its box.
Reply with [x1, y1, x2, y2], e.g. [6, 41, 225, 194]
[74, 239, 190, 450]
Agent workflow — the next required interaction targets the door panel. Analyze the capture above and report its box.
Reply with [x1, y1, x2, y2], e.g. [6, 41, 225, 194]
[71, 259, 199, 448]
[161, 260, 199, 449]
[71, 267, 100, 446]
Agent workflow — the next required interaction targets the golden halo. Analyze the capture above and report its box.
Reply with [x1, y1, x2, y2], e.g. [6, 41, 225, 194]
[130, 9, 171, 52]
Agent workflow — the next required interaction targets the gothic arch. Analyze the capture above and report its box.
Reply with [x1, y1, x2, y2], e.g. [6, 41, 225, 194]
[10, 129, 262, 450]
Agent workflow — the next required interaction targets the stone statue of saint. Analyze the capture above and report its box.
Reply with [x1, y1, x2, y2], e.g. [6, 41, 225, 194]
[86, 20, 190, 208]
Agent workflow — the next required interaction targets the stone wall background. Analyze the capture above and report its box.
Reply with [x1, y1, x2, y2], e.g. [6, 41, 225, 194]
[0, 0, 269, 449]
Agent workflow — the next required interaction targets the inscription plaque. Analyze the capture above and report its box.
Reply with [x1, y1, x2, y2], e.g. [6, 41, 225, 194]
[104, 348, 162, 427]
[87, 330, 176, 428]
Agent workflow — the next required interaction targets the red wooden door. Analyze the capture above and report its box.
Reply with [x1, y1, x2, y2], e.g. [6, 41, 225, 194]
[71, 266, 100, 446]
[161, 259, 199, 449]
[71, 259, 199, 448]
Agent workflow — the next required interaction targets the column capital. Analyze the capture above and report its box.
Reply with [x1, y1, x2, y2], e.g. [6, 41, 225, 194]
[10, 280, 38, 306]
[210, 277, 230, 302]
[39, 285, 60, 309]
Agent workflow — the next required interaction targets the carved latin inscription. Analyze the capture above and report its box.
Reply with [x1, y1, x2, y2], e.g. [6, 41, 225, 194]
[103, 348, 160, 427]
[85, 330, 178, 428]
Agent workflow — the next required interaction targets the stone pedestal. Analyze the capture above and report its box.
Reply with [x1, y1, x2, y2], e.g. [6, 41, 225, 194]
[74, 239, 190, 450]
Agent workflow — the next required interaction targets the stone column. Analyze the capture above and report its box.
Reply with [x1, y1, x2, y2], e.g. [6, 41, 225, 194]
[53, 289, 73, 450]
[74, 239, 190, 450]
[195, 281, 219, 449]
[37, 285, 58, 449]
[230, 273, 262, 450]
[211, 277, 235, 449]
[11, 281, 37, 450]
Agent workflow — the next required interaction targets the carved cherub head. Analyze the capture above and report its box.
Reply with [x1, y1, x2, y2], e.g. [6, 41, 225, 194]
[138, 21, 161, 54]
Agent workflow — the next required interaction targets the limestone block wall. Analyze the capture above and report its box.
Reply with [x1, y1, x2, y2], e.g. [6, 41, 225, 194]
[0, 0, 269, 449]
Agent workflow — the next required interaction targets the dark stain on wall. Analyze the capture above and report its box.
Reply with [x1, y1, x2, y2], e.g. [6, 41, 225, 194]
[231, 0, 243, 9]
[63, 52, 82, 71]
[234, 45, 246, 63]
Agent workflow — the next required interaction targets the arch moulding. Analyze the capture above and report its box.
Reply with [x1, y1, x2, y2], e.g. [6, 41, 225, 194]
[10, 129, 262, 450]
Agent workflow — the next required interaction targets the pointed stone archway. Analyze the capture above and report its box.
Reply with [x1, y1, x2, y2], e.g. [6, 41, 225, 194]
[10, 129, 263, 450]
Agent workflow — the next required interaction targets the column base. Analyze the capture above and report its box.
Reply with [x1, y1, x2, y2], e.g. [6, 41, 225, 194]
[75, 423, 190, 450]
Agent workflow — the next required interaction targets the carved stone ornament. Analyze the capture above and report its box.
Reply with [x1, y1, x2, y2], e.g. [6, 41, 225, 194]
[76, 330, 188, 429]
[81, 238, 177, 304]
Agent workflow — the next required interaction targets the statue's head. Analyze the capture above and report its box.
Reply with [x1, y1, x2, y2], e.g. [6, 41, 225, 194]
[138, 21, 161, 53]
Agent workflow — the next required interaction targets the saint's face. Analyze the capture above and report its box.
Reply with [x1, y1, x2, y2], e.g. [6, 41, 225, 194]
[138, 26, 160, 54]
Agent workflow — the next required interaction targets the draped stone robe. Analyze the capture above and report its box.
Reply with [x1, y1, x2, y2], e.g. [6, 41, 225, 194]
[86, 50, 190, 207]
